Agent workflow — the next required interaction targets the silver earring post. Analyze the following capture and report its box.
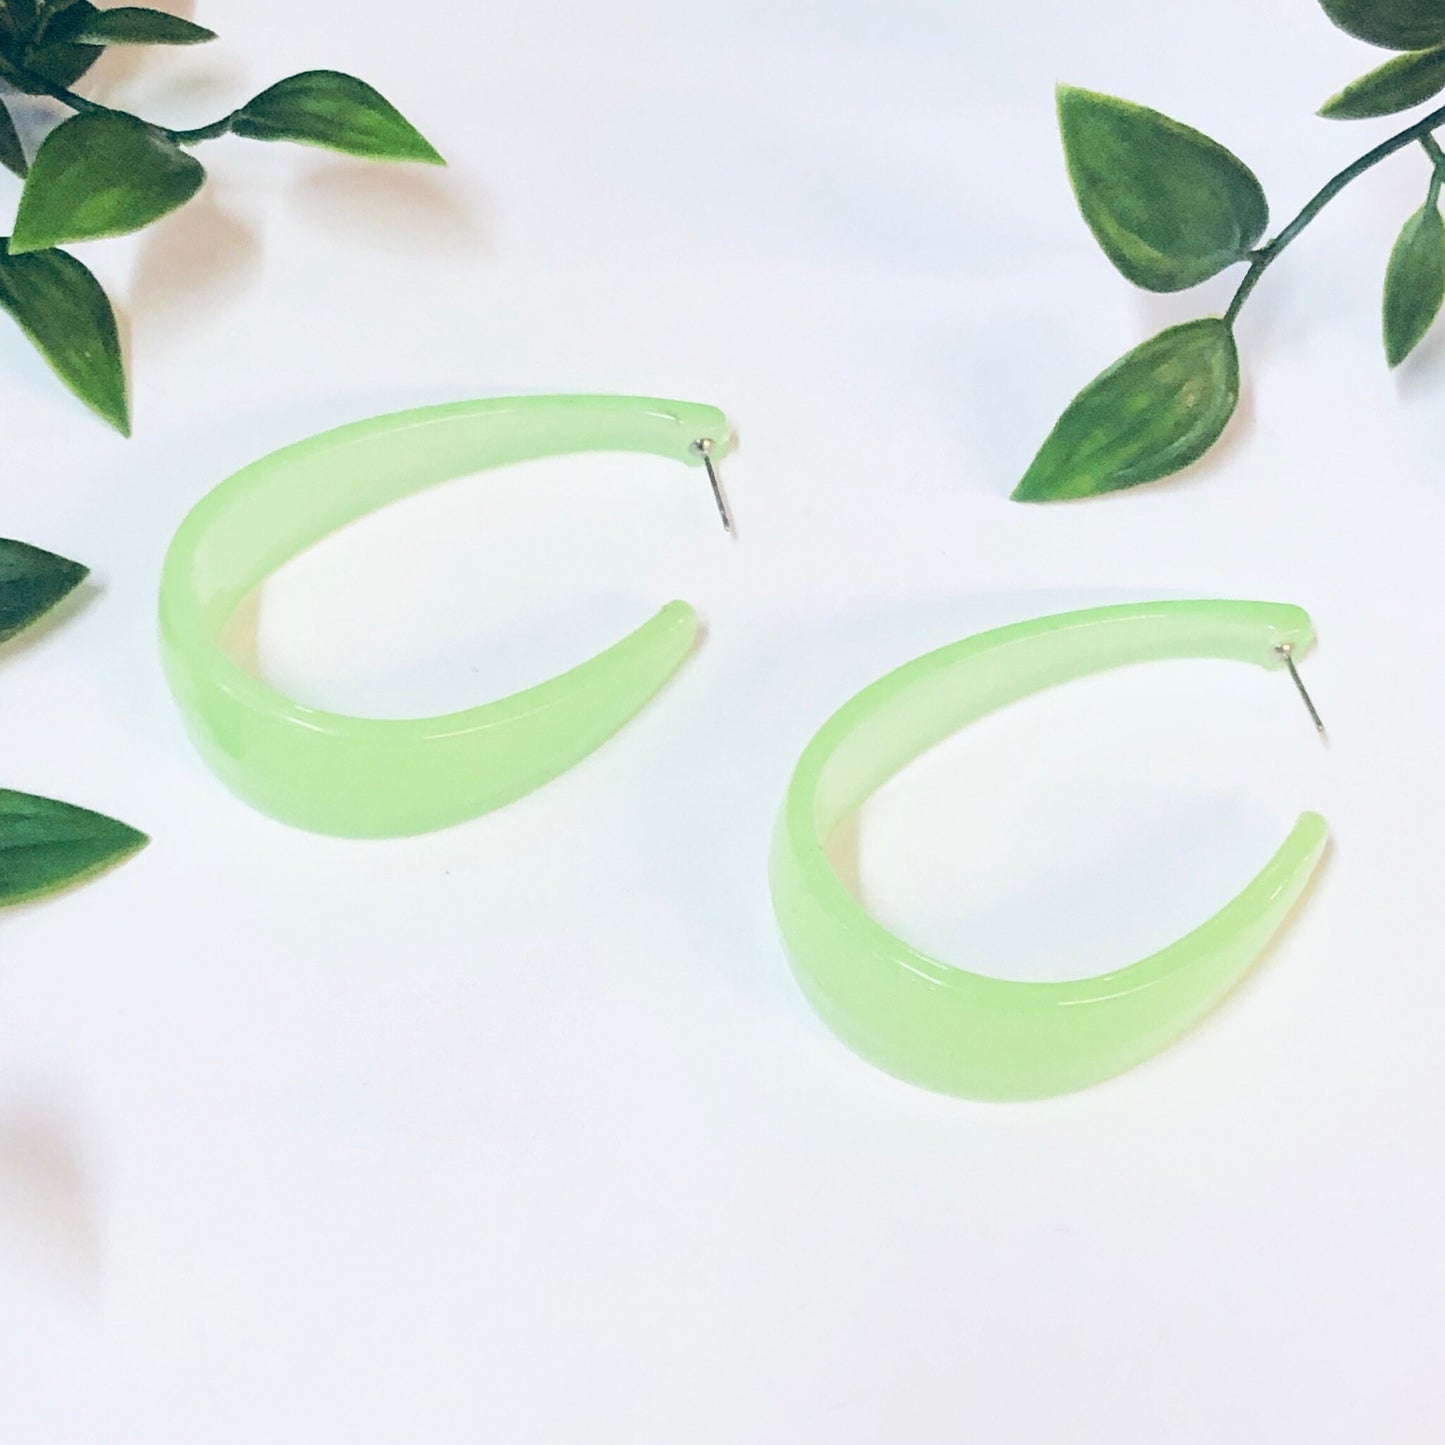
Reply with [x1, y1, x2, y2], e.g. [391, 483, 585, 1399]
[690, 438, 732, 534]
[1276, 642, 1326, 735]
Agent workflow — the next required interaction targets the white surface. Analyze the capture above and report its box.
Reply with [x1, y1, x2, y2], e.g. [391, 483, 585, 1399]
[2, 1, 1442, 1439]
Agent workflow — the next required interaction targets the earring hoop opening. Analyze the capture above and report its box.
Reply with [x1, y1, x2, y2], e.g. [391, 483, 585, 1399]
[769, 600, 1328, 1100]
[159, 394, 731, 837]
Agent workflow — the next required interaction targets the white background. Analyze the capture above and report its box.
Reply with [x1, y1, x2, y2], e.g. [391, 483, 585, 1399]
[2, 0, 1442, 1439]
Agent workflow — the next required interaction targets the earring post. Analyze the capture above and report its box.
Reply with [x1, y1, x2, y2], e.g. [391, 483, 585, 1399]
[691, 439, 732, 534]
[1276, 643, 1326, 735]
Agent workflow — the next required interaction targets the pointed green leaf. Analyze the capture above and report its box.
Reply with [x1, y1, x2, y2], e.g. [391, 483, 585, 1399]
[230, 70, 443, 164]
[0, 98, 25, 178]
[21, 0, 101, 87]
[17, 40, 102, 85]
[1320, 46, 1445, 117]
[0, 538, 87, 643]
[0, 789, 146, 906]
[1, 0, 40, 39]
[11, 111, 204, 254]
[1383, 197, 1445, 365]
[1319, 0, 1445, 51]
[0, 239, 129, 433]
[1012, 319, 1239, 502]
[66, 6, 214, 44]
[1057, 87, 1268, 293]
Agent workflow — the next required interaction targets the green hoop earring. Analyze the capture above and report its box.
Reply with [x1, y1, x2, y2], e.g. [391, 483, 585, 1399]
[159, 394, 732, 837]
[769, 600, 1329, 1101]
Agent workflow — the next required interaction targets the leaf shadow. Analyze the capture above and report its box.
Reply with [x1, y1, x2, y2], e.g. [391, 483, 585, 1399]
[127, 188, 264, 349]
[0, 1084, 104, 1298]
[286, 158, 486, 257]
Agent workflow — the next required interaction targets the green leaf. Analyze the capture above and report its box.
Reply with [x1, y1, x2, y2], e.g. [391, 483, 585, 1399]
[0, 239, 128, 433]
[0, 789, 146, 906]
[1383, 195, 1445, 365]
[0, 3, 99, 84]
[230, 70, 443, 164]
[1319, 0, 1445, 51]
[21, 0, 101, 87]
[0, 538, 87, 643]
[1012, 319, 1240, 502]
[2, 0, 39, 38]
[10, 111, 204, 253]
[1320, 46, 1445, 117]
[0, 98, 25, 177]
[66, 6, 214, 44]
[1057, 86, 1268, 293]
[0, 0, 37, 38]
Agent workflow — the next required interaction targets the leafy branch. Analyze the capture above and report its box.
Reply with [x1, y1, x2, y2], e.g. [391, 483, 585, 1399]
[0, 538, 147, 906]
[1016, 0, 1445, 502]
[0, 0, 442, 434]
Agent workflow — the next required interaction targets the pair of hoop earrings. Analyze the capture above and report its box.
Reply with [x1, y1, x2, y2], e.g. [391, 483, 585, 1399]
[158, 394, 1329, 1100]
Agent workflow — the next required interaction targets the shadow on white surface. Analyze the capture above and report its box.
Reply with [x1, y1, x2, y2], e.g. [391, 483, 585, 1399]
[288, 159, 485, 257]
[128, 189, 264, 347]
[0, 1083, 104, 1298]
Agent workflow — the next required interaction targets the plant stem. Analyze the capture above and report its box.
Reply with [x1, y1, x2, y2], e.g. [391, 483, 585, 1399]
[169, 115, 234, 145]
[11, 67, 231, 145]
[1226, 100, 1445, 325]
[1422, 133, 1445, 201]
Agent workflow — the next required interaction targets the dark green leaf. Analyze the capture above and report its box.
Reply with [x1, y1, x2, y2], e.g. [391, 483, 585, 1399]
[2, 0, 39, 38]
[11, 111, 204, 253]
[1012, 319, 1240, 501]
[1, 0, 39, 37]
[1320, 0, 1445, 50]
[22, 11, 101, 87]
[0, 239, 128, 432]
[16, 41, 101, 85]
[1384, 196, 1445, 364]
[231, 70, 443, 164]
[0, 538, 87, 643]
[0, 98, 25, 177]
[1057, 86, 1268, 292]
[1320, 46, 1445, 117]
[0, 2, 99, 82]
[0, 789, 146, 906]
[67, 6, 214, 44]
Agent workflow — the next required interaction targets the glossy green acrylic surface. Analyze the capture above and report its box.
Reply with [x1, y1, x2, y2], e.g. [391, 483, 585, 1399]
[770, 601, 1328, 1101]
[159, 395, 730, 837]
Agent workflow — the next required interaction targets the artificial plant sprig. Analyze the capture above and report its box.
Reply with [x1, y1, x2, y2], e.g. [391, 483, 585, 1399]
[1016, 0, 1445, 502]
[0, 0, 442, 434]
[0, 537, 147, 905]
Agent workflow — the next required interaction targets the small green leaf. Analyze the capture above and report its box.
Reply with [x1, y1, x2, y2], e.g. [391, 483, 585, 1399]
[1057, 86, 1268, 293]
[1319, 0, 1445, 51]
[11, 111, 204, 254]
[0, 789, 146, 906]
[1012, 319, 1240, 502]
[0, 239, 129, 433]
[0, 98, 25, 177]
[21, 0, 101, 87]
[2, 0, 39, 38]
[1320, 46, 1445, 117]
[231, 70, 443, 164]
[66, 6, 214, 44]
[0, 0, 39, 41]
[0, 538, 87, 643]
[1383, 196, 1445, 365]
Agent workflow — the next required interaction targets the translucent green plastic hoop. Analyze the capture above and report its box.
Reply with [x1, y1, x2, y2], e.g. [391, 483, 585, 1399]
[159, 395, 730, 837]
[769, 600, 1328, 1101]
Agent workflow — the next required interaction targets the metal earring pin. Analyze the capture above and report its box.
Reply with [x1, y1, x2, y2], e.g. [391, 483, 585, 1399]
[690, 437, 732, 534]
[1276, 642, 1326, 735]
